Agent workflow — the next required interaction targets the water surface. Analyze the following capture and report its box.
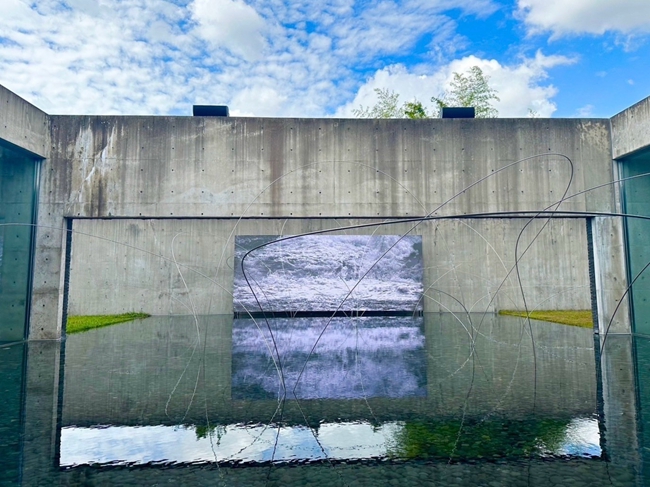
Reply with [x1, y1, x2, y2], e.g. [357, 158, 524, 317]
[2, 314, 649, 485]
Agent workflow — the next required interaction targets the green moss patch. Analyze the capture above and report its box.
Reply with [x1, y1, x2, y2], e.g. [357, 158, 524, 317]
[498, 310, 593, 328]
[66, 313, 150, 334]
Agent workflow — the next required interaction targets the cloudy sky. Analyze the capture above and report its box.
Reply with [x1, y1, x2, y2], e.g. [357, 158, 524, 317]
[1, 0, 649, 117]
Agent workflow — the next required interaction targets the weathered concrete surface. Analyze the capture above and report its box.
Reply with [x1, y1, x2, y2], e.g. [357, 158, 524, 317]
[599, 335, 640, 469]
[612, 95, 650, 159]
[0, 86, 53, 340]
[20, 341, 63, 485]
[60, 314, 596, 426]
[0, 108, 621, 338]
[54, 460, 639, 487]
[67, 217, 591, 316]
[592, 217, 631, 334]
[46, 116, 614, 219]
[0, 84, 49, 158]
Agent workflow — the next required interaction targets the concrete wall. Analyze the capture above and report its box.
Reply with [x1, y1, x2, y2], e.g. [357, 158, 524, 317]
[45, 116, 615, 219]
[0, 86, 51, 341]
[611, 97, 650, 336]
[611, 95, 650, 159]
[0, 85, 49, 158]
[33, 115, 621, 338]
[68, 217, 591, 316]
[592, 217, 631, 334]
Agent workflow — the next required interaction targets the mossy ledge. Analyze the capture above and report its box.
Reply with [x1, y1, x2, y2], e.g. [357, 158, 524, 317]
[498, 310, 593, 328]
[66, 313, 151, 334]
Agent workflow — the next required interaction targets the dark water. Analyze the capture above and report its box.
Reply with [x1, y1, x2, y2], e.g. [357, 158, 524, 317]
[1, 314, 648, 486]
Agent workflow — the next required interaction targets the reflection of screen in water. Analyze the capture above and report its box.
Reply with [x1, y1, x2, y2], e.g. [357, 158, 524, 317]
[233, 235, 424, 313]
[232, 316, 427, 400]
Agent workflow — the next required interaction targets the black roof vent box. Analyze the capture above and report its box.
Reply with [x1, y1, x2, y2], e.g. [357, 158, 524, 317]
[193, 105, 230, 117]
[441, 107, 475, 119]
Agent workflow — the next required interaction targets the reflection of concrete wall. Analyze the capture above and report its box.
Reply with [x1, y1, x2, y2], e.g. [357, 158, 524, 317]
[68, 218, 591, 316]
[21, 341, 63, 485]
[62, 315, 232, 427]
[426, 314, 597, 417]
[61, 314, 596, 426]
[55, 459, 638, 487]
[600, 335, 640, 468]
[33, 115, 625, 338]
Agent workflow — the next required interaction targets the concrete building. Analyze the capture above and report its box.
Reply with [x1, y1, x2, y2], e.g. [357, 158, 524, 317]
[3, 83, 650, 486]
[1, 83, 650, 342]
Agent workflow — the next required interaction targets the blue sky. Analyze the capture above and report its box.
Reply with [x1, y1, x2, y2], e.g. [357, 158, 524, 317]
[1, 0, 649, 117]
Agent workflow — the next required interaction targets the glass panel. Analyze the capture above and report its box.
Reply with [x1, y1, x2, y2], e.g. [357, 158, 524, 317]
[0, 145, 38, 342]
[621, 151, 650, 335]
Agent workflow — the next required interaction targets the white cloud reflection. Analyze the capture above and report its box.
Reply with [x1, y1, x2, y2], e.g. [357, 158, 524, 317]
[60, 422, 401, 466]
[60, 417, 601, 466]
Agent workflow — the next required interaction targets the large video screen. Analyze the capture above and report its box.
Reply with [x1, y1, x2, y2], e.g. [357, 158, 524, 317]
[233, 234, 424, 313]
[232, 235, 426, 400]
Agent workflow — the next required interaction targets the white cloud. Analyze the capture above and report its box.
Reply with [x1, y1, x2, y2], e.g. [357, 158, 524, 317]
[190, 0, 267, 61]
[5, 0, 570, 119]
[0, 0, 224, 114]
[575, 104, 595, 117]
[3, 0, 37, 21]
[517, 0, 650, 37]
[336, 51, 576, 118]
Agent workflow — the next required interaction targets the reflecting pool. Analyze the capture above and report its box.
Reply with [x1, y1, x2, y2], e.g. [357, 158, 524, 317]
[1, 313, 649, 486]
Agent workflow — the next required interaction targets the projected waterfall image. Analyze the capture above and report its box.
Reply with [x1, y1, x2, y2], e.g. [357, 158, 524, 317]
[233, 235, 424, 313]
[232, 235, 426, 400]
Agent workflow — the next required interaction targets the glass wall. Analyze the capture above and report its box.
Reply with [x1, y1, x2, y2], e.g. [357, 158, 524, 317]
[0, 144, 39, 342]
[621, 150, 650, 335]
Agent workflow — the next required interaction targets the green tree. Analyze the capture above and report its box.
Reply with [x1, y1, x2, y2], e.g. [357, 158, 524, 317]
[432, 66, 499, 118]
[403, 100, 428, 119]
[353, 89, 427, 119]
[353, 66, 499, 119]
[352, 88, 404, 118]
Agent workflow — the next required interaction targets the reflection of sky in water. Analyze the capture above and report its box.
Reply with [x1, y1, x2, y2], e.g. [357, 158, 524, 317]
[233, 235, 424, 312]
[231, 316, 427, 400]
[60, 423, 399, 466]
[556, 418, 602, 458]
[60, 418, 601, 466]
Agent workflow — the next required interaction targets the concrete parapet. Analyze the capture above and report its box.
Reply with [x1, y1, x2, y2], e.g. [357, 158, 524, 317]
[44, 116, 614, 219]
[0, 84, 49, 158]
[612, 95, 650, 159]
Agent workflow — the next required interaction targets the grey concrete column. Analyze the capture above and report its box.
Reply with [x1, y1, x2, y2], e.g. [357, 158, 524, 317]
[591, 217, 631, 335]
[20, 341, 62, 485]
[29, 214, 67, 340]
